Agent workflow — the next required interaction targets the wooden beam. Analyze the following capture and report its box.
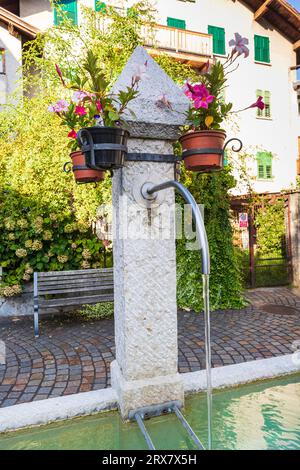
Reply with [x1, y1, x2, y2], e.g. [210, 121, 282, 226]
[254, 0, 273, 21]
[293, 39, 300, 51]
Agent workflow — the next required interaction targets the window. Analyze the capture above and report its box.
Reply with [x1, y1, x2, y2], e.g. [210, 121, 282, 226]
[167, 17, 186, 29]
[0, 49, 5, 74]
[257, 152, 273, 180]
[95, 1, 106, 12]
[254, 35, 270, 63]
[54, 0, 78, 26]
[256, 90, 271, 118]
[208, 25, 225, 56]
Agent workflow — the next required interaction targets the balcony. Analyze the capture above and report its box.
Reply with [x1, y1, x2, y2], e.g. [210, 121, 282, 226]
[141, 24, 213, 67]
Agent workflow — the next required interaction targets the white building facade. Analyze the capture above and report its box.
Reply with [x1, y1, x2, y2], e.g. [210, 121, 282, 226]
[0, 0, 299, 195]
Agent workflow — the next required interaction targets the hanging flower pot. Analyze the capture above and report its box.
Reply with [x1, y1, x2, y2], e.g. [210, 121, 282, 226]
[68, 151, 106, 184]
[77, 127, 129, 170]
[180, 130, 226, 172]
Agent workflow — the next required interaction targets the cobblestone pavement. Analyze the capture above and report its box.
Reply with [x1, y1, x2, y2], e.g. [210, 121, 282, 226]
[0, 287, 299, 408]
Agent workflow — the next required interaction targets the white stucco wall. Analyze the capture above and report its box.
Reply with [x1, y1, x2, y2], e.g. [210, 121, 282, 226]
[145, 0, 299, 194]
[0, 25, 22, 104]
[10, 0, 300, 193]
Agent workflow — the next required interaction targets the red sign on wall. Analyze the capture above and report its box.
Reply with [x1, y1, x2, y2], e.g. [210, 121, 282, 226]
[239, 213, 248, 228]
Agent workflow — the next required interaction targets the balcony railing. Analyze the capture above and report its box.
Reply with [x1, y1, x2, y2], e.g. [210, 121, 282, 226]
[141, 24, 213, 65]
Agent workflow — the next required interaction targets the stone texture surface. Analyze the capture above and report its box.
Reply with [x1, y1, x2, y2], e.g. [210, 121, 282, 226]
[0, 388, 117, 434]
[0, 284, 33, 317]
[182, 354, 300, 394]
[112, 158, 179, 414]
[111, 46, 190, 126]
[111, 361, 183, 418]
[0, 287, 299, 408]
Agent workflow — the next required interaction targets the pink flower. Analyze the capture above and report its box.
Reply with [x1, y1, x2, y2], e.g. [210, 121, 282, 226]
[55, 99, 69, 112]
[200, 60, 212, 74]
[102, 240, 111, 249]
[249, 96, 265, 110]
[96, 100, 102, 113]
[55, 64, 66, 86]
[132, 61, 148, 84]
[229, 33, 249, 58]
[194, 92, 215, 109]
[75, 105, 87, 116]
[68, 130, 77, 139]
[48, 99, 69, 113]
[183, 81, 193, 100]
[48, 104, 57, 113]
[72, 91, 88, 104]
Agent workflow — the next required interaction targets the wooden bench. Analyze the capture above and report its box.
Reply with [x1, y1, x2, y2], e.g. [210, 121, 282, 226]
[33, 268, 114, 338]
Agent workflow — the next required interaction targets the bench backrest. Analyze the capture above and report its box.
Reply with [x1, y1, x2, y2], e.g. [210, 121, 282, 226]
[34, 268, 114, 309]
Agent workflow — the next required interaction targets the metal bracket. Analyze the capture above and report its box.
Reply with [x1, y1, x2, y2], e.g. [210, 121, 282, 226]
[131, 401, 205, 451]
[126, 153, 181, 163]
[63, 161, 72, 173]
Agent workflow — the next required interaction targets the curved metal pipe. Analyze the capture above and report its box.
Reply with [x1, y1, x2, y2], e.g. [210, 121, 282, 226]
[146, 180, 210, 275]
[144, 180, 212, 449]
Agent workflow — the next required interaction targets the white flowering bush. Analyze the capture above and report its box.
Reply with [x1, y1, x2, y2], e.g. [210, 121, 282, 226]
[0, 190, 110, 297]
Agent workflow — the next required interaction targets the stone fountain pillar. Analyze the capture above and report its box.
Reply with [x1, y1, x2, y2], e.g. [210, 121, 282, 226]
[110, 47, 190, 418]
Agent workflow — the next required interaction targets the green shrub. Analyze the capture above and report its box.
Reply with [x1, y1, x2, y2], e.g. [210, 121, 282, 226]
[77, 302, 114, 320]
[177, 167, 246, 311]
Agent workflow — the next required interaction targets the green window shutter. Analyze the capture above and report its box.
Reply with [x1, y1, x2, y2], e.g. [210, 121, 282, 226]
[257, 152, 273, 179]
[256, 89, 263, 117]
[208, 25, 225, 55]
[264, 90, 271, 117]
[167, 17, 186, 29]
[256, 90, 271, 118]
[254, 35, 270, 63]
[95, 1, 106, 12]
[54, 0, 78, 26]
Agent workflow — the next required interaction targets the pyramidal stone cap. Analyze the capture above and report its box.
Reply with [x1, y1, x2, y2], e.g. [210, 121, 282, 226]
[111, 46, 190, 127]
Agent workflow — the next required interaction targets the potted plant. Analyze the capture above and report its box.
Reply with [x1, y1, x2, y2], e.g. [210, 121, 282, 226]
[49, 51, 144, 182]
[181, 33, 265, 172]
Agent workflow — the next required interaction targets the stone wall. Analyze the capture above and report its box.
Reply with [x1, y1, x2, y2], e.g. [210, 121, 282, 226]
[0, 284, 33, 317]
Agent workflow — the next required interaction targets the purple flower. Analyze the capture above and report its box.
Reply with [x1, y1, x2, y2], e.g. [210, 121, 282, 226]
[72, 91, 88, 104]
[48, 99, 69, 113]
[229, 33, 249, 58]
[55, 99, 69, 112]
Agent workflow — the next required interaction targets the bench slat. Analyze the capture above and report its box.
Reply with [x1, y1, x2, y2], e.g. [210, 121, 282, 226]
[38, 285, 113, 296]
[39, 294, 114, 308]
[38, 275, 113, 282]
[38, 268, 113, 278]
[38, 279, 114, 292]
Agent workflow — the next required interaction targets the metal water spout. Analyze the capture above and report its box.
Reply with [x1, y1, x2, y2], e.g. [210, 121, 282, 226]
[142, 180, 213, 450]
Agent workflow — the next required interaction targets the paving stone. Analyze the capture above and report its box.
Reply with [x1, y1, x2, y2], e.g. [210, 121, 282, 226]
[0, 287, 299, 407]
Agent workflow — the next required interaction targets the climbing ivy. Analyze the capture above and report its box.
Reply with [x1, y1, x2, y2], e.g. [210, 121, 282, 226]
[177, 167, 246, 311]
[254, 197, 286, 259]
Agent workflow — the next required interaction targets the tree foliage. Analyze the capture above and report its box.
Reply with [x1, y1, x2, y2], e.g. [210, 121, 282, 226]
[0, 1, 244, 309]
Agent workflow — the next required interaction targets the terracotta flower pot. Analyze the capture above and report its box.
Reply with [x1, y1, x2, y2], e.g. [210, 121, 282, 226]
[70, 151, 105, 184]
[180, 130, 226, 172]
